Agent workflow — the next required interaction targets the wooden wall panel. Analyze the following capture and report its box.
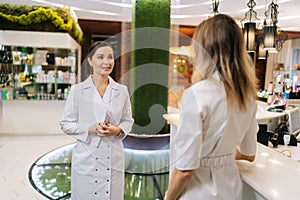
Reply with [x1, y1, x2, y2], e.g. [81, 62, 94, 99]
[78, 20, 122, 81]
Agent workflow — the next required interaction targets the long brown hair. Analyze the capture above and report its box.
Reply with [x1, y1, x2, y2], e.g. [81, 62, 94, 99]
[191, 14, 257, 110]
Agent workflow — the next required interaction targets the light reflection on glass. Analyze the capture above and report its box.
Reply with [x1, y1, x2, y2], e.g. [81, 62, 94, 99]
[124, 147, 169, 199]
[29, 144, 73, 199]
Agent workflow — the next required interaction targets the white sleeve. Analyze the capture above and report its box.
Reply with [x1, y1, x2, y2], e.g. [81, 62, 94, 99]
[173, 88, 203, 170]
[60, 86, 89, 142]
[117, 87, 134, 140]
[239, 104, 258, 156]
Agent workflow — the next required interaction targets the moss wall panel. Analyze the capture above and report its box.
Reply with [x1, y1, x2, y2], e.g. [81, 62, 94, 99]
[131, 0, 170, 134]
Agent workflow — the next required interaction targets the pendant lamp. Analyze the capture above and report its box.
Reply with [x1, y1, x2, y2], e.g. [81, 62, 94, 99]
[241, 0, 259, 52]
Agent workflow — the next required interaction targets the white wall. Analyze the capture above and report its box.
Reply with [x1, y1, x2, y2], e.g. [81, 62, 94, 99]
[0, 100, 66, 134]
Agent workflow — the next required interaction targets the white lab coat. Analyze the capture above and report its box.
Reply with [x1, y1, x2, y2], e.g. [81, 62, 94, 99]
[171, 72, 258, 200]
[60, 76, 134, 200]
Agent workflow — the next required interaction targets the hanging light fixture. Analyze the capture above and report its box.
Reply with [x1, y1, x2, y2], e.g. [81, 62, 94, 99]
[263, 26, 277, 50]
[211, 0, 220, 16]
[263, 1, 278, 50]
[263, 0, 288, 52]
[257, 36, 267, 59]
[241, 0, 259, 52]
[244, 22, 256, 52]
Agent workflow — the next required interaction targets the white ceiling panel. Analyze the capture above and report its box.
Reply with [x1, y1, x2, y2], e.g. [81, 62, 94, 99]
[0, 0, 299, 30]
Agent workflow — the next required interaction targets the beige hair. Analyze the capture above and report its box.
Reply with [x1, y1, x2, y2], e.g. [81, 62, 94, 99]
[191, 14, 258, 110]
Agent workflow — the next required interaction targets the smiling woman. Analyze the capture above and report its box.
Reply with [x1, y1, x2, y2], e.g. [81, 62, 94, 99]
[60, 40, 135, 200]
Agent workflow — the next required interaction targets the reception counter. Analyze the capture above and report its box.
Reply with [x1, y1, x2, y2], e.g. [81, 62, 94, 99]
[236, 143, 300, 200]
[163, 101, 300, 200]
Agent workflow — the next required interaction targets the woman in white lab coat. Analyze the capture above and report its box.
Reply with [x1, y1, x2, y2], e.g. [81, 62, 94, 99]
[164, 14, 258, 200]
[60, 41, 134, 200]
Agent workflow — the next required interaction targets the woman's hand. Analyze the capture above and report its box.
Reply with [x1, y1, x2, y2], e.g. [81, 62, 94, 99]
[88, 123, 106, 136]
[164, 190, 168, 200]
[235, 147, 255, 162]
[98, 122, 122, 137]
[88, 122, 122, 137]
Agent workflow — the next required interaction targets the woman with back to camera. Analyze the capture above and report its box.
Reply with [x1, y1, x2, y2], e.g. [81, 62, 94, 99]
[60, 41, 134, 200]
[164, 14, 258, 200]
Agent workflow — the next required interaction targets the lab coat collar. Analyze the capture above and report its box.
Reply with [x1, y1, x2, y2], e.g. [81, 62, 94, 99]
[211, 70, 221, 82]
[108, 76, 120, 100]
[81, 75, 94, 89]
[81, 75, 120, 100]
[82, 75, 119, 90]
[108, 76, 119, 91]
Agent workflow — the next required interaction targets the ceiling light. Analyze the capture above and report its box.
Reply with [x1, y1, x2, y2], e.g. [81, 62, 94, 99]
[263, 0, 288, 52]
[241, 0, 259, 52]
[211, 0, 221, 16]
[32, 0, 64, 7]
[171, 15, 194, 19]
[102, 1, 132, 8]
[258, 38, 267, 59]
[72, 7, 119, 16]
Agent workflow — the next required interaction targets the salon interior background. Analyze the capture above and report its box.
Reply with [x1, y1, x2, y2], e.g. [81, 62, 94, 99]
[1, 0, 300, 90]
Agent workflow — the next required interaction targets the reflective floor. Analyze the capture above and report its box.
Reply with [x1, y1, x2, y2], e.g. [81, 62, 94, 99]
[29, 136, 170, 200]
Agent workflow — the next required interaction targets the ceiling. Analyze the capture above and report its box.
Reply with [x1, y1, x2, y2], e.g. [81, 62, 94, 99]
[1, 0, 300, 31]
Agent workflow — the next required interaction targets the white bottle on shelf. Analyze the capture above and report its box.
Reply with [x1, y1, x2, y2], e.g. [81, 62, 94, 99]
[292, 74, 298, 92]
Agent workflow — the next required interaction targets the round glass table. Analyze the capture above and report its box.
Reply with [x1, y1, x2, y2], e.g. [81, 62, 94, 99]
[28, 134, 170, 200]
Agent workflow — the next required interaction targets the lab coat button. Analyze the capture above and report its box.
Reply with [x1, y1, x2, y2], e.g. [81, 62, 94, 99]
[95, 169, 98, 171]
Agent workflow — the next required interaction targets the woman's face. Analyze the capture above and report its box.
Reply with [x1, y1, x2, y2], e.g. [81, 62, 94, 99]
[88, 46, 114, 76]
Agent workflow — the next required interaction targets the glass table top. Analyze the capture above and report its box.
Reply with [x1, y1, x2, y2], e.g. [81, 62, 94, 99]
[29, 136, 170, 200]
[29, 143, 73, 200]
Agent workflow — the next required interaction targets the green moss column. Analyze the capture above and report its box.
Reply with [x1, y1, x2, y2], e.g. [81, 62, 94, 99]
[131, 0, 170, 134]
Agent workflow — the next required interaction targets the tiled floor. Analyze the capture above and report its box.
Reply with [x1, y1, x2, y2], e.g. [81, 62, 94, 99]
[0, 134, 76, 200]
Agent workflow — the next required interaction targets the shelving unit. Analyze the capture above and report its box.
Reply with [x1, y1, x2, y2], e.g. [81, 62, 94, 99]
[272, 69, 291, 83]
[0, 30, 82, 134]
[0, 30, 81, 100]
[273, 69, 300, 89]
